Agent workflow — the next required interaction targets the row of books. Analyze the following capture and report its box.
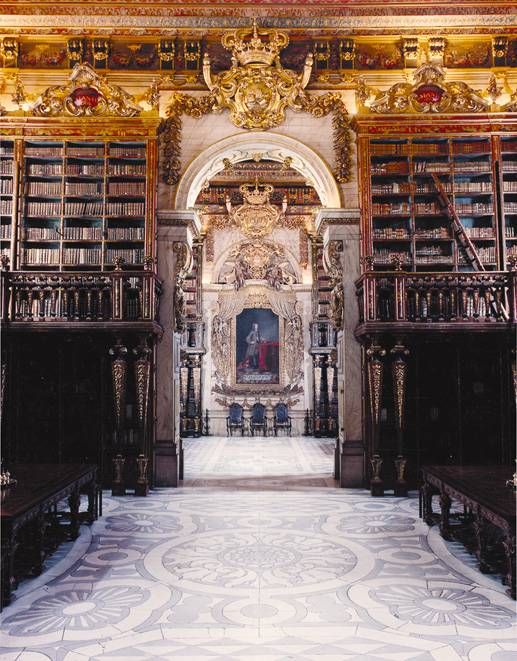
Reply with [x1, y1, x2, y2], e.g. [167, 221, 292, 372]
[371, 141, 491, 157]
[106, 202, 145, 216]
[373, 229, 410, 239]
[504, 203, 517, 213]
[65, 182, 103, 196]
[454, 163, 492, 174]
[62, 248, 102, 265]
[414, 202, 442, 215]
[0, 147, 14, 156]
[503, 181, 517, 192]
[459, 246, 496, 263]
[25, 227, 61, 240]
[507, 246, 517, 258]
[63, 227, 104, 240]
[502, 141, 517, 153]
[415, 256, 454, 264]
[64, 201, 104, 216]
[415, 227, 451, 238]
[415, 245, 450, 256]
[0, 161, 13, 175]
[455, 202, 493, 214]
[67, 147, 104, 158]
[25, 146, 62, 157]
[106, 227, 145, 240]
[371, 162, 409, 175]
[108, 182, 146, 196]
[413, 161, 451, 174]
[66, 163, 104, 176]
[371, 183, 412, 194]
[109, 146, 145, 158]
[106, 248, 144, 263]
[108, 163, 146, 176]
[452, 181, 493, 192]
[505, 227, 517, 237]
[1, 180, 13, 194]
[27, 181, 62, 196]
[23, 248, 60, 264]
[465, 227, 495, 238]
[372, 202, 411, 215]
[373, 249, 411, 262]
[0, 200, 13, 214]
[0, 225, 11, 239]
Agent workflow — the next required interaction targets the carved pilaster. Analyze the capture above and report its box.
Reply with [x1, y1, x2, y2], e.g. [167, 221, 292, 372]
[109, 340, 128, 431]
[391, 342, 410, 497]
[173, 242, 189, 333]
[135, 453, 149, 497]
[112, 454, 126, 497]
[366, 344, 386, 431]
[366, 343, 386, 497]
[326, 240, 344, 331]
[133, 337, 152, 429]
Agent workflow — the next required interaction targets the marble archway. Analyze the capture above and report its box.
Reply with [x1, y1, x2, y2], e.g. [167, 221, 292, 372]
[174, 131, 342, 211]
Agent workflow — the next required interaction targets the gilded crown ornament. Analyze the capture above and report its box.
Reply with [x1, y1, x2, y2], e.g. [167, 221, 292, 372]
[203, 19, 313, 130]
[226, 178, 287, 239]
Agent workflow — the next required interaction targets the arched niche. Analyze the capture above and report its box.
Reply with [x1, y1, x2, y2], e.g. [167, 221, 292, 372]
[175, 131, 341, 210]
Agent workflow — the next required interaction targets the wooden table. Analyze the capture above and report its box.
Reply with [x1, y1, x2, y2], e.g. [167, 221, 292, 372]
[420, 465, 516, 599]
[1, 463, 99, 608]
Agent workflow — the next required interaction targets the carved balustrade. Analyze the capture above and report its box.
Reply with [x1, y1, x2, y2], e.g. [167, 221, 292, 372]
[1, 270, 161, 324]
[356, 271, 515, 327]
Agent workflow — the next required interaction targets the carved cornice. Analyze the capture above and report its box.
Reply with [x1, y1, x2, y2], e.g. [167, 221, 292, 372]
[32, 62, 142, 117]
[357, 63, 493, 114]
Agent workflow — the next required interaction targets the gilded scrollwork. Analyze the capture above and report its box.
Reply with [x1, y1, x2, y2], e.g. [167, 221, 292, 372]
[366, 344, 386, 428]
[133, 338, 152, 428]
[160, 22, 353, 185]
[357, 63, 490, 114]
[173, 242, 190, 333]
[32, 62, 141, 117]
[211, 314, 231, 382]
[325, 240, 344, 331]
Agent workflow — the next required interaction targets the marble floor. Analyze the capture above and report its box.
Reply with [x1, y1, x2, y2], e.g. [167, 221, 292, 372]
[0, 436, 515, 661]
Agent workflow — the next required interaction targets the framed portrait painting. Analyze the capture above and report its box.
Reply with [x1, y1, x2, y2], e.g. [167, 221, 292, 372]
[234, 308, 281, 387]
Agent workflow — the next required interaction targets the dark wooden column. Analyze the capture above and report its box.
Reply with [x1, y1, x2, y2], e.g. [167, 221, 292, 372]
[391, 341, 410, 497]
[109, 338, 128, 496]
[367, 342, 386, 496]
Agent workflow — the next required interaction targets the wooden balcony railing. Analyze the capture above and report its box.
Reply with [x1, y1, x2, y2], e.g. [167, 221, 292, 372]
[1, 270, 161, 324]
[356, 271, 515, 327]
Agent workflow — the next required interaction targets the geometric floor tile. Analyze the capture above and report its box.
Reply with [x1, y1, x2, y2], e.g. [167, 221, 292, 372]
[0, 436, 515, 661]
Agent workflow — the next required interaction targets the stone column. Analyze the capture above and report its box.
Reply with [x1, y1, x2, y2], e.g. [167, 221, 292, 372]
[154, 210, 201, 486]
[316, 209, 363, 487]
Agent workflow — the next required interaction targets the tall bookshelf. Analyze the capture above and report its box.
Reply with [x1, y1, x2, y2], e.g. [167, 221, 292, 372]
[500, 135, 517, 268]
[0, 138, 17, 263]
[366, 135, 501, 271]
[18, 139, 151, 270]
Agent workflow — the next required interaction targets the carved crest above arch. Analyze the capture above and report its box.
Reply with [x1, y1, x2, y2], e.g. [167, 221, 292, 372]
[357, 63, 490, 114]
[32, 62, 141, 117]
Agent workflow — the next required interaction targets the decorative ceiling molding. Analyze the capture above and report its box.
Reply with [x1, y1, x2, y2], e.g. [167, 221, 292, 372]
[32, 62, 142, 117]
[356, 63, 491, 113]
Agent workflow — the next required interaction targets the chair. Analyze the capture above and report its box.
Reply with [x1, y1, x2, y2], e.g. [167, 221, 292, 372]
[249, 403, 267, 436]
[226, 403, 245, 436]
[273, 402, 292, 436]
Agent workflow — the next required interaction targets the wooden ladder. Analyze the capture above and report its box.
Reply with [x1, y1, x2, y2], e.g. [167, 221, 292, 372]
[430, 173, 508, 321]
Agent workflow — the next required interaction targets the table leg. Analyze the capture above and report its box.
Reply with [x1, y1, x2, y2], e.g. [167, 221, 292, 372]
[439, 492, 452, 540]
[68, 490, 81, 540]
[502, 533, 516, 599]
[421, 483, 435, 525]
[1, 529, 16, 609]
[86, 481, 96, 524]
[473, 512, 491, 574]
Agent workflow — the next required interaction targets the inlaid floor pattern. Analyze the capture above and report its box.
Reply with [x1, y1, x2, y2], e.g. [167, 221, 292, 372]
[0, 436, 515, 661]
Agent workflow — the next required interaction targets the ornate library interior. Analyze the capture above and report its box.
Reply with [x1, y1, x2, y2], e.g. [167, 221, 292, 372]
[0, 1, 516, 658]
